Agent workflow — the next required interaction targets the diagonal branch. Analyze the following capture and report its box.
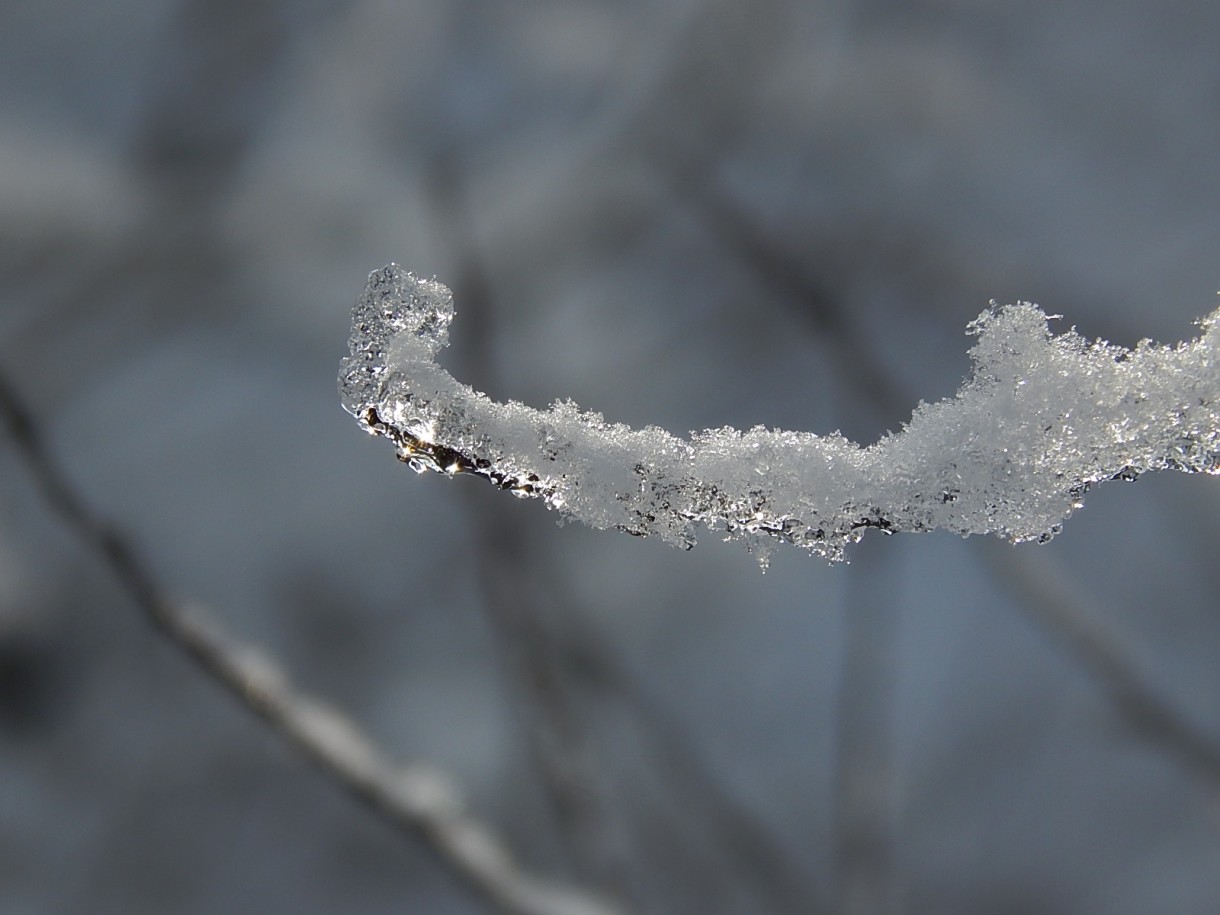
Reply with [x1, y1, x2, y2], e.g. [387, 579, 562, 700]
[421, 158, 827, 911]
[652, 150, 908, 419]
[0, 368, 622, 915]
[423, 158, 636, 903]
[977, 541, 1220, 787]
[660, 175, 1220, 791]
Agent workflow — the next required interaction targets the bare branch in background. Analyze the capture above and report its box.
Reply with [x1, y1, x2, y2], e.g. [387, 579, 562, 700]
[652, 151, 908, 420]
[832, 539, 901, 915]
[978, 542, 1220, 787]
[655, 157, 907, 912]
[424, 157, 827, 913]
[423, 158, 638, 905]
[667, 170, 1220, 795]
[0, 368, 623, 915]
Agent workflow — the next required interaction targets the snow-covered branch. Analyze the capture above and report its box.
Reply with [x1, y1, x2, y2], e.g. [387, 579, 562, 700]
[340, 265, 1220, 564]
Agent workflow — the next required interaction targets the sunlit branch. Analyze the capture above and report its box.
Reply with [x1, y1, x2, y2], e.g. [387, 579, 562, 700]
[340, 265, 1220, 566]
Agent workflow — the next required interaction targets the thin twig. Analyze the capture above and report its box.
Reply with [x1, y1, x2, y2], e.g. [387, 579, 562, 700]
[833, 539, 900, 915]
[424, 156, 639, 904]
[651, 151, 908, 909]
[651, 148, 907, 420]
[0, 367, 622, 915]
[977, 541, 1220, 787]
[664, 166, 1220, 794]
[425, 157, 827, 912]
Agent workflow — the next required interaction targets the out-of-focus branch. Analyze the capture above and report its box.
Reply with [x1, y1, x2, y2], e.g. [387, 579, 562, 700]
[424, 158, 637, 905]
[0, 368, 622, 915]
[425, 157, 826, 912]
[663, 167, 1220, 792]
[833, 538, 900, 915]
[651, 149, 907, 421]
[653, 156, 906, 911]
[977, 541, 1220, 787]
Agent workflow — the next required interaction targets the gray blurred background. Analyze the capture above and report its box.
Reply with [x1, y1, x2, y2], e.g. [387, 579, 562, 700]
[2, 1, 1220, 913]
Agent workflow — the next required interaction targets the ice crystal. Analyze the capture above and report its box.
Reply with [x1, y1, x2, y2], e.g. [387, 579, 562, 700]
[340, 265, 1220, 564]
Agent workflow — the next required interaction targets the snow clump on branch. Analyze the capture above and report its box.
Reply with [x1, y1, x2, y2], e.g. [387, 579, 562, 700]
[340, 265, 1220, 565]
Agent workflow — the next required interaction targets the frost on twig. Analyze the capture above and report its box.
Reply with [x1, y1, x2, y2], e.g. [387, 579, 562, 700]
[340, 265, 1220, 564]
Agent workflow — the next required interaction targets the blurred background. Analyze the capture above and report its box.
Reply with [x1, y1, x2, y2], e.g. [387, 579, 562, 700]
[2, 1, 1220, 912]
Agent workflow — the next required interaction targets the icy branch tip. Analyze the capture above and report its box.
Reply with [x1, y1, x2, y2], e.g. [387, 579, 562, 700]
[339, 265, 454, 417]
[340, 264, 1220, 565]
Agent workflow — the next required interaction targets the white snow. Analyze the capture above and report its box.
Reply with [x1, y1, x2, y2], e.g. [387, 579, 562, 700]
[341, 265, 1220, 564]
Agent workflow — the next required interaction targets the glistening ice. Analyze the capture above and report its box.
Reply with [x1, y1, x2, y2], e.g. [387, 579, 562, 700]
[340, 265, 1220, 565]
